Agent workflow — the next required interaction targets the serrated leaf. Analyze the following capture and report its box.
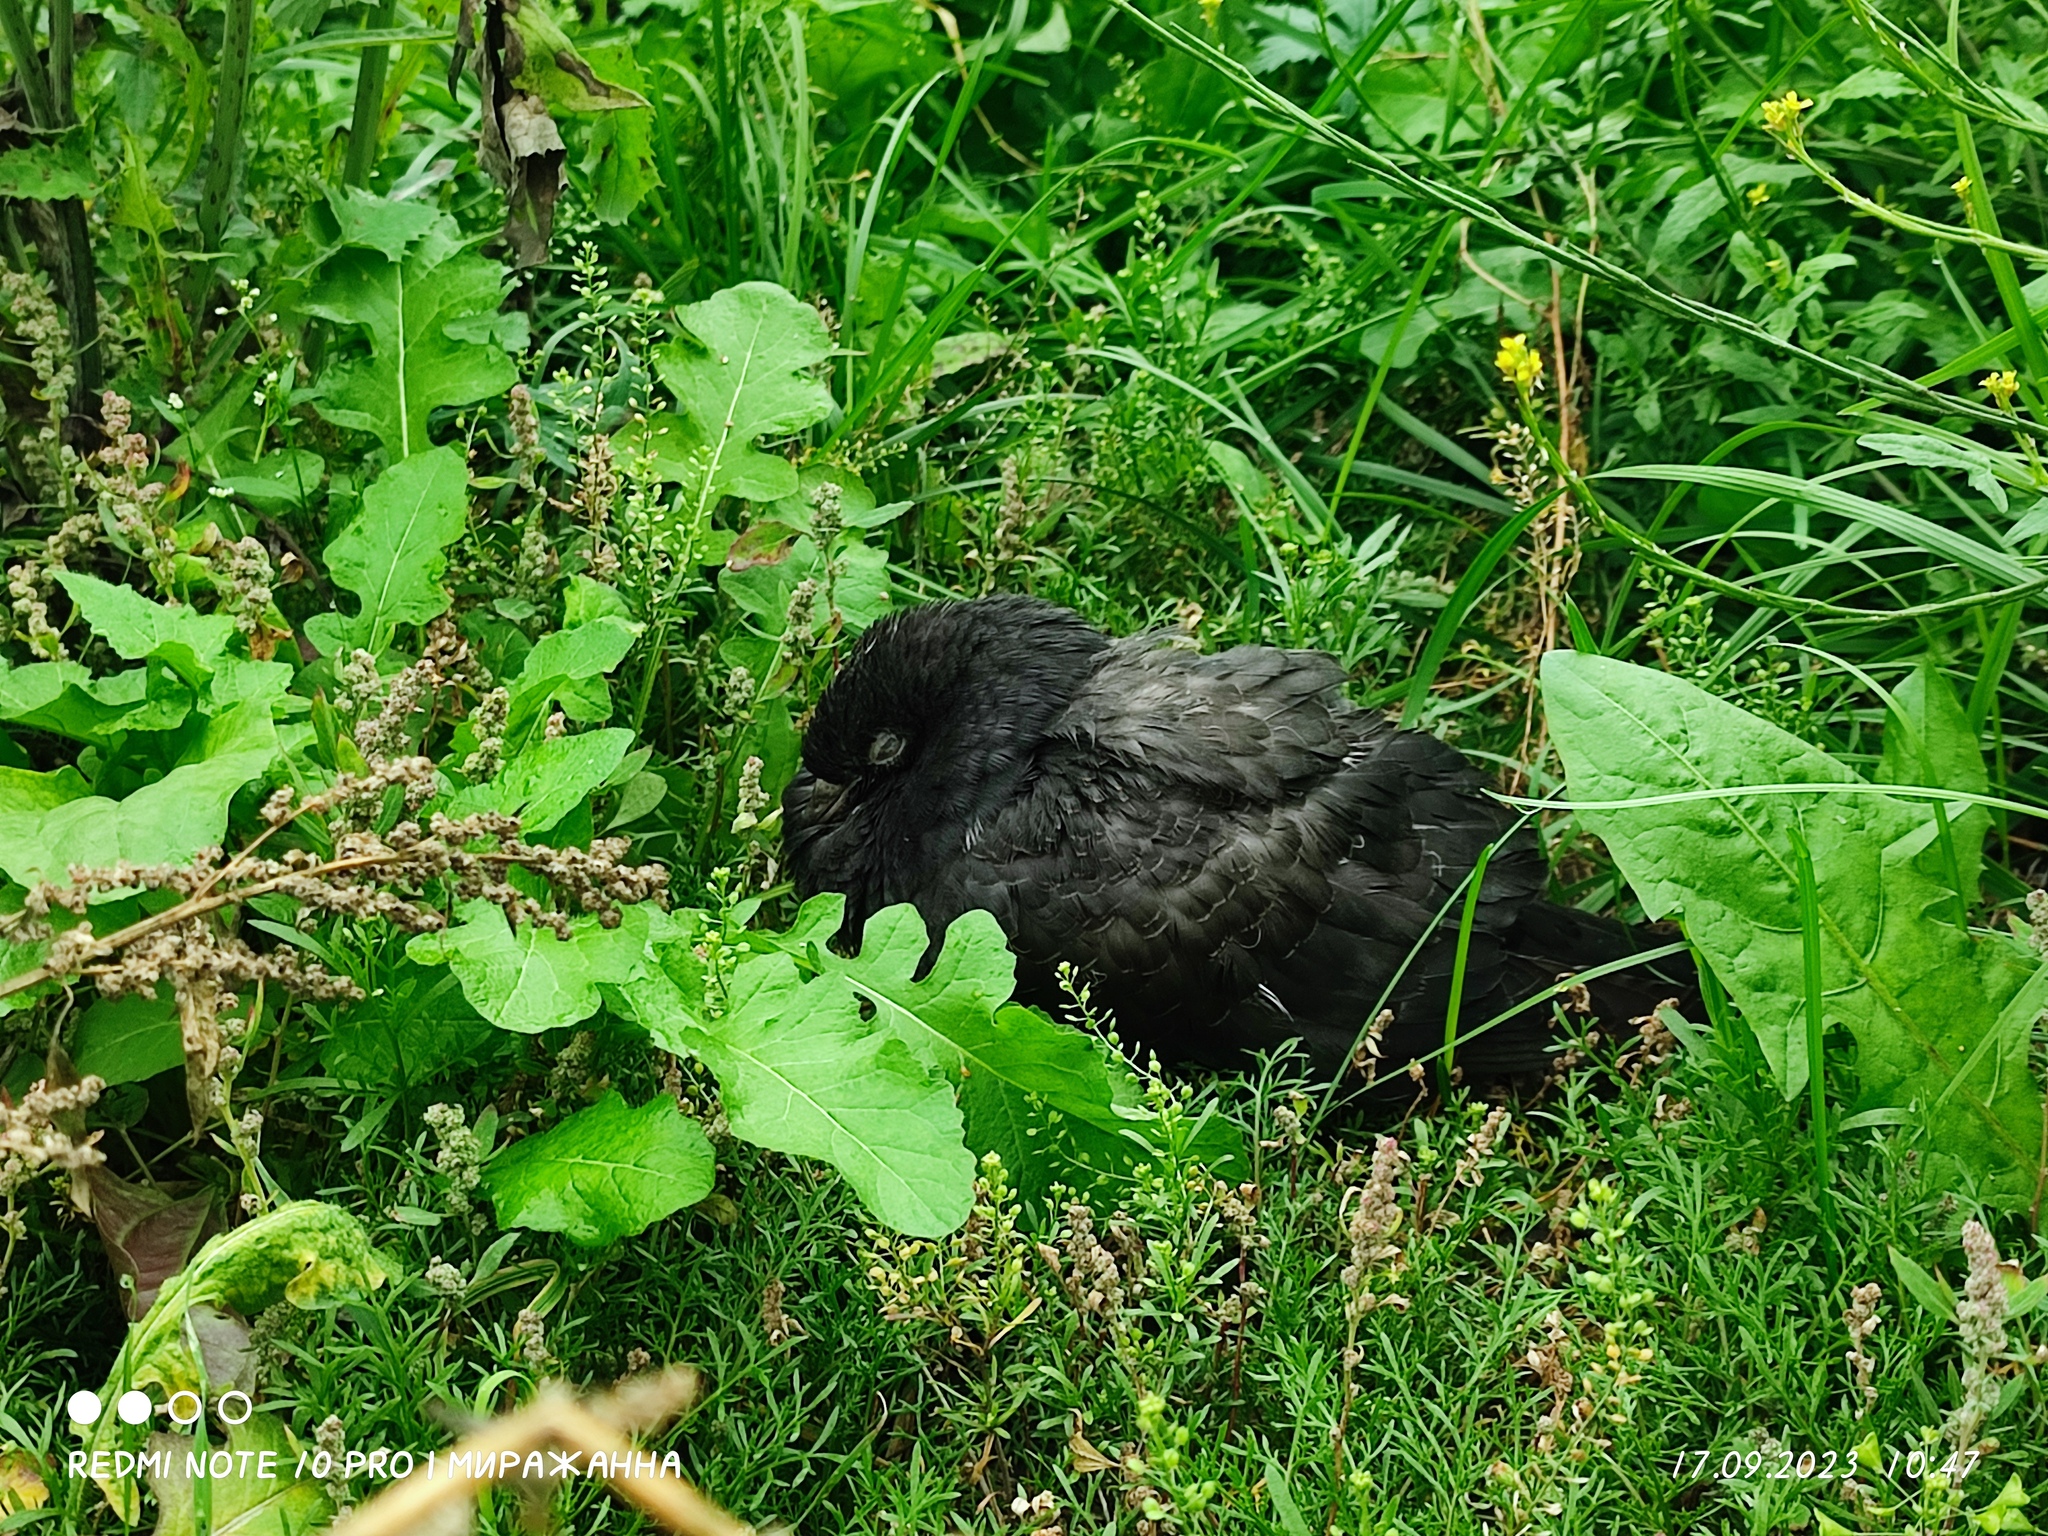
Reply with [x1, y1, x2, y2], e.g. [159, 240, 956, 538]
[653, 949, 973, 1236]
[305, 446, 469, 655]
[497, 729, 630, 825]
[1543, 651, 2047, 1207]
[653, 282, 834, 503]
[0, 704, 278, 891]
[1858, 431, 2021, 514]
[326, 184, 442, 261]
[407, 899, 667, 1033]
[825, 903, 1127, 1130]
[483, 1089, 713, 1245]
[307, 216, 520, 457]
[765, 895, 1243, 1190]
[721, 534, 891, 636]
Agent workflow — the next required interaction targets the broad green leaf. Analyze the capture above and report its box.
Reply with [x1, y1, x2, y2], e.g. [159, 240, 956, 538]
[652, 949, 973, 1236]
[307, 217, 522, 457]
[407, 899, 667, 1033]
[82, 1201, 385, 1520]
[605, 769, 668, 829]
[146, 1414, 331, 1536]
[0, 763, 89, 816]
[0, 704, 278, 890]
[110, 126, 174, 235]
[0, 136, 96, 200]
[305, 446, 469, 655]
[1877, 657, 1988, 906]
[72, 989, 182, 1085]
[443, 726, 634, 833]
[765, 464, 901, 531]
[653, 282, 835, 503]
[0, 658, 193, 744]
[483, 1088, 713, 1245]
[826, 903, 1128, 1131]
[581, 44, 658, 222]
[764, 894, 1246, 1190]
[54, 572, 238, 680]
[562, 575, 634, 627]
[503, 615, 640, 752]
[207, 656, 298, 713]
[1543, 652, 2046, 1207]
[721, 534, 891, 636]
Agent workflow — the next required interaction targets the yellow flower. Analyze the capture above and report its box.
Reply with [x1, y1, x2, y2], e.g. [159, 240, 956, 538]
[1495, 333, 1542, 390]
[1953, 173, 1974, 201]
[1199, 0, 1221, 24]
[1983, 369, 2019, 406]
[1760, 90, 1814, 138]
[1745, 184, 1771, 207]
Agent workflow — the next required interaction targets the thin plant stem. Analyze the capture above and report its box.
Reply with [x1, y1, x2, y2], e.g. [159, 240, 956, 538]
[343, 0, 402, 188]
[1787, 817, 1840, 1275]
[197, 0, 256, 256]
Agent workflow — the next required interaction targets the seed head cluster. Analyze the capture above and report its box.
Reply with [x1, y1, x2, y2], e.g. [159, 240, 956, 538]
[5, 755, 669, 1013]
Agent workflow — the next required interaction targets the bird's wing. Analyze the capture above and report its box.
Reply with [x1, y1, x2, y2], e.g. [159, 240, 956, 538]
[924, 638, 1545, 1065]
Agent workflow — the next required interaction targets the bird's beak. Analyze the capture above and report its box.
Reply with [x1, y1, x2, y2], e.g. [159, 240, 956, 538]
[805, 777, 852, 823]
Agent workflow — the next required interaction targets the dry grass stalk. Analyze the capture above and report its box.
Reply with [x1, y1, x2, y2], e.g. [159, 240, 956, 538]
[324, 1369, 751, 1536]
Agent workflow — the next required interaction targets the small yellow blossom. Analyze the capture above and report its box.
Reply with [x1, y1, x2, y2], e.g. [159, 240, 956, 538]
[1953, 173, 1974, 201]
[1761, 90, 1814, 138]
[1199, 0, 1221, 24]
[1495, 333, 1542, 390]
[1745, 184, 1771, 207]
[1983, 369, 2020, 406]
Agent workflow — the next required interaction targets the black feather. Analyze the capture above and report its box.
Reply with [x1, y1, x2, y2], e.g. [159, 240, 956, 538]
[782, 596, 1695, 1084]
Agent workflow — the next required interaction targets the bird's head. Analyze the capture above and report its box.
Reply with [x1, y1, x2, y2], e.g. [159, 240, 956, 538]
[781, 595, 1109, 924]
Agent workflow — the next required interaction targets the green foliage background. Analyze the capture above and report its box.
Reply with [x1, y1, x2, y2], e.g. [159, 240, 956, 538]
[3, 0, 2048, 1529]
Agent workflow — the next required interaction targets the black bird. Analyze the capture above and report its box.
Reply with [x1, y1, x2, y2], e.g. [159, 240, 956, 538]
[782, 595, 1691, 1084]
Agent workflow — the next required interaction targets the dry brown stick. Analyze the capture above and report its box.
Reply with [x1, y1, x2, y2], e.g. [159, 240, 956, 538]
[324, 1374, 752, 1536]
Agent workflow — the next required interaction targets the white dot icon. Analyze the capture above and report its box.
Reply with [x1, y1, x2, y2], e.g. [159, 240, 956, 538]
[65, 1390, 102, 1425]
[116, 1391, 152, 1425]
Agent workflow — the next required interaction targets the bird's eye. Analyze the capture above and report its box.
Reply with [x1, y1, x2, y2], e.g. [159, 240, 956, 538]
[867, 729, 907, 768]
